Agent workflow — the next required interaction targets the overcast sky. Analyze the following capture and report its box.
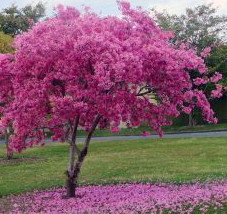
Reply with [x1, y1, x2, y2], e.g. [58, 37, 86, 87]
[0, 0, 227, 16]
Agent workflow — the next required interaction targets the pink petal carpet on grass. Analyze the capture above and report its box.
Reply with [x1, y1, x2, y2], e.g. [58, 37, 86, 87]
[9, 181, 227, 214]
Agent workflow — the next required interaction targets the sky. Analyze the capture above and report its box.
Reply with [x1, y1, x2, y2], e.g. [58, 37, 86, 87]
[0, 0, 227, 16]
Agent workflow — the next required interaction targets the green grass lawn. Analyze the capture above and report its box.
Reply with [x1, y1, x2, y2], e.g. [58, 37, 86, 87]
[77, 123, 227, 137]
[0, 137, 227, 197]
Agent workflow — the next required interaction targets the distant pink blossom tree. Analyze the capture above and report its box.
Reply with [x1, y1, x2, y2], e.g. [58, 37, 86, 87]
[185, 47, 223, 126]
[0, 54, 14, 159]
[0, 1, 218, 197]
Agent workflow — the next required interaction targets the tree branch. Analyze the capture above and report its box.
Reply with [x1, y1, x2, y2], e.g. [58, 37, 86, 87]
[136, 89, 153, 96]
[81, 114, 102, 153]
[68, 115, 80, 177]
[71, 114, 101, 179]
[70, 116, 81, 155]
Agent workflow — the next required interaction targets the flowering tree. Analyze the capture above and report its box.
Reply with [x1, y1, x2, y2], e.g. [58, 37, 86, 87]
[0, 31, 15, 159]
[0, 54, 14, 159]
[185, 46, 223, 126]
[0, 2, 218, 197]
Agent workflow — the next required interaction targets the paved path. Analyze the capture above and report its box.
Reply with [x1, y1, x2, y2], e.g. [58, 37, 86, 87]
[78, 130, 227, 142]
[1, 130, 227, 144]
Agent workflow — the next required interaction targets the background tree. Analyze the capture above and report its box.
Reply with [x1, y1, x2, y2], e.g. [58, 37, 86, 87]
[153, 4, 227, 126]
[207, 45, 227, 85]
[0, 31, 14, 159]
[0, 2, 45, 159]
[153, 4, 227, 49]
[0, 2, 217, 197]
[0, 2, 45, 36]
[0, 54, 14, 159]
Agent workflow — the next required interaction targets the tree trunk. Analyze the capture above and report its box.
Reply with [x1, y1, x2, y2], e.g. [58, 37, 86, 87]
[6, 145, 13, 160]
[65, 116, 80, 198]
[65, 115, 101, 198]
[188, 113, 193, 127]
[66, 175, 76, 197]
[5, 129, 13, 160]
[192, 118, 197, 127]
[66, 144, 77, 198]
[188, 113, 197, 127]
[66, 148, 87, 197]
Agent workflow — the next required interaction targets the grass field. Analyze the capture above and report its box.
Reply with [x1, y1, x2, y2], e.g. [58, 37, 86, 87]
[0, 136, 227, 197]
[77, 123, 227, 137]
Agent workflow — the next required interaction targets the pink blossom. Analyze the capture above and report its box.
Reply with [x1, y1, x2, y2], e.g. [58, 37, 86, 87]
[210, 72, 222, 83]
[193, 77, 208, 86]
[211, 84, 223, 98]
[142, 131, 151, 136]
[110, 127, 120, 133]
[200, 47, 211, 58]
[0, 2, 217, 152]
[182, 106, 192, 114]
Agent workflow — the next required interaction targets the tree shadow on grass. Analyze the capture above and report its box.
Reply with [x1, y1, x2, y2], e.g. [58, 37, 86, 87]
[0, 157, 45, 165]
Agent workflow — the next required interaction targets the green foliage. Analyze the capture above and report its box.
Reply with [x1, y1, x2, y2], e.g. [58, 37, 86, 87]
[153, 4, 227, 51]
[153, 4, 227, 78]
[0, 2, 45, 36]
[0, 31, 13, 53]
[22, 3, 46, 23]
[153, 4, 227, 76]
[207, 45, 227, 85]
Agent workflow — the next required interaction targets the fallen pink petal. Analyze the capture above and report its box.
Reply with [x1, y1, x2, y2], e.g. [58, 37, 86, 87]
[8, 181, 227, 213]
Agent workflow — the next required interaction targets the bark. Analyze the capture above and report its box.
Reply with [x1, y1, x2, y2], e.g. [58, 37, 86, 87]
[65, 115, 101, 198]
[66, 147, 88, 197]
[66, 116, 80, 198]
[188, 113, 197, 127]
[66, 176, 76, 197]
[5, 129, 13, 160]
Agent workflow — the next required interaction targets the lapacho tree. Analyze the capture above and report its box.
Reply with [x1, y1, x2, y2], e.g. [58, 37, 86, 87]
[0, 54, 14, 159]
[0, 32, 15, 159]
[0, 2, 218, 197]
